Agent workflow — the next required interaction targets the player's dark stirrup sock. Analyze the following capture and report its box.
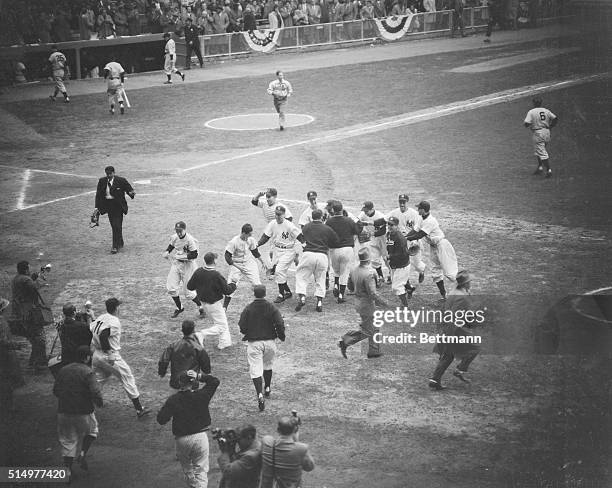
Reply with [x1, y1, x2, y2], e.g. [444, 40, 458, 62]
[167, 74, 171, 82]
[62, 92, 68, 99]
[334, 277, 339, 288]
[131, 397, 144, 411]
[399, 293, 409, 307]
[81, 435, 95, 456]
[223, 296, 231, 309]
[172, 296, 182, 309]
[376, 267, 384, 279]
[263, 369, 272, 389]
[436, 280, 446, 297]
[542, 159, 550, 171]
[340, 284, 346, 295]
[278, 284, 284, 294]
[252, 376, 263, 395]
[282, 283, 291, 294]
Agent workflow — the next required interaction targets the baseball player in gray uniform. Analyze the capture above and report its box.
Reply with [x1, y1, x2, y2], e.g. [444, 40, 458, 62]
[524, 96, 558, 178]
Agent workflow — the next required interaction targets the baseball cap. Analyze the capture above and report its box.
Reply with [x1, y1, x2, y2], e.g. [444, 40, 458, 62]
[362, 201, 374, 211]
[266, 188, 278, 197]
[307, 191, 317, 200]
[175, 221, 187, 230]
[163, 32, 171, 38]
[416, 200, 430, 212]
[398, 194, 409, 202]
[105, 297, 122, 310]
[387, 216, 400, 226]
[62, 303, 77, 316]
[204, 252, 217, 264]
[275, 205, 286, 214]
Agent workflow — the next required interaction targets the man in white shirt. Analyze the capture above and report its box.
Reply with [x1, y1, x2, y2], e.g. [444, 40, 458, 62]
[90, 297, 150, 418]
[163, 32, 185, 84]
[103, 57, 126, 115]
[406, 201, 458, 300]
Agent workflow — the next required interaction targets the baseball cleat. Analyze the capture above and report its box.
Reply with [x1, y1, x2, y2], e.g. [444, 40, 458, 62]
[367, 352, 382, 358]
[428, 379, 446, 390]
[110, 108, 115, 115]
[258, 393, 265, 411]
[171, 308, 185, 318]
[264, 386, 271, 398]
[295, 297, 306, 312]
[137, 407, 151, 418]
[483, 37, 491, 43]
[418, 272, 425, 283]
[315, 301, 323, 312]
[545, 169, 552, 178]
[533, 167, 543, 175]
[64, 97, 70, 103]
[337, 294, 346, 304]
[111, 248, 118, 254]
[164, 80, 172, 84]
[406, 285, 416, 298]
[273, 294, 285, 303]
[338, 340, 348, 358]
[279, 126, 284, 131]
[333, 286, 339, 298]
[181, 73, 185, 81]
[453, 370, 471, 383]
[283, 291, 293, 300]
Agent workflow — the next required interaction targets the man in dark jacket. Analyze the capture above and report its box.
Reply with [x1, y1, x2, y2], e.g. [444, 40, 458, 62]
[187, 252, 237, 350]
[184, 18, 204, 68]
[53, 346, 103, 478]
[385, 216, 412, 307]
[157, 370, 220, 488]
[158, 319, 211, 389]
[94, 165, 135, 254]
[57, 303, 93, 366]
[218, 424, 262, 488]
[238, 285, 285, 411]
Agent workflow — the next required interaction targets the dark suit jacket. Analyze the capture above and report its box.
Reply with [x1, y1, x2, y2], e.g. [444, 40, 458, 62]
[95, 176, 135, 215]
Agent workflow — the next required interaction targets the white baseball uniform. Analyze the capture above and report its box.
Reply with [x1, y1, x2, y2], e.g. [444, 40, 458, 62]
[298, 203, 327, 227]
[357, 210, 387, 269]
[387, 206, 426, 276]
[256, 198, 294, 267]
[164, 38, 180, 75]
[262, 218, 301, 284]
[104, 61, 125, 108]
[419, 214, 457, 283]
[90, 313, 140, 399]
[49, 51, 67, 93]
[226, 235, 262, 286]
[524, 107, 557, 159]
[166, 232, 199, 300]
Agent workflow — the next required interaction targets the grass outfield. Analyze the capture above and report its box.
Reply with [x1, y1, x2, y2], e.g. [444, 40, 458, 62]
[0, 34, 611, 487]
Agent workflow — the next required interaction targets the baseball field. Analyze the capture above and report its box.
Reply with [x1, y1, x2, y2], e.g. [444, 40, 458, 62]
[1, 21, 611, 488]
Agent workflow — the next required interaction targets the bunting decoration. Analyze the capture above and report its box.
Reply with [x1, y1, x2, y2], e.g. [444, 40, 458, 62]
[242, 29, 281, 53]
[374, 14, 415, 41]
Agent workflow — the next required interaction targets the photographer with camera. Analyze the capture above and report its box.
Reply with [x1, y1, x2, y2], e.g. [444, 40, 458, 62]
[260, 414, 314, 488]
[157, 369, 220, 488]
[216, 424, 261, 488]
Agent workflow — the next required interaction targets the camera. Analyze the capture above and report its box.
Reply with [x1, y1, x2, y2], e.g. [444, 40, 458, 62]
[211, 428, 239, 453]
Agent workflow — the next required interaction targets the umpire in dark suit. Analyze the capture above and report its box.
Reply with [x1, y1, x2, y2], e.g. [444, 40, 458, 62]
[94, 166, 135, 254]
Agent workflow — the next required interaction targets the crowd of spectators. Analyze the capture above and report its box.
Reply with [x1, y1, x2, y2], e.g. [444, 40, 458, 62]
[0, 0, 551, 46]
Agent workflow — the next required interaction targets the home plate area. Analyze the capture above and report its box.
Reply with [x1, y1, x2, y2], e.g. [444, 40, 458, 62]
[205, 113, 315, 130]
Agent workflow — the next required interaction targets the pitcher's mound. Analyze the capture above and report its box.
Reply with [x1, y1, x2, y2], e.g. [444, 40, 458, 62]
[205, 113, 314, 131]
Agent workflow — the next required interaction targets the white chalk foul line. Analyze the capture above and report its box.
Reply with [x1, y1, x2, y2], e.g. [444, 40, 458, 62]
[0, 164, 98, 180]
[16, 169, 31, 210]
[1, 190, 96, 215]
[180, 72, 611, 173]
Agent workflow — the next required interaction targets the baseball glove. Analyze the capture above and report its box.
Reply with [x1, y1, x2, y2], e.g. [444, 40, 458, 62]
[358, 228, 372, 244]
[407, 242, 420, 256]
[90, 208, 100, 228]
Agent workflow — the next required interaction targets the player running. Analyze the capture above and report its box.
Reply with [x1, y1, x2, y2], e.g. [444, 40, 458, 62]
[103, 57, 126, 115]
[163, 32, 185, 84]
[48, 45, 70, 103]
[267, 70, 293, 131]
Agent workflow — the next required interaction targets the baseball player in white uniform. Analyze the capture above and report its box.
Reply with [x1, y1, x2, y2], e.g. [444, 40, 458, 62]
[48, 46, 70, 102]
[357, 201, 388, 286]
[163, 221, 203, 318]
[103, 59, 126, 115]
[406, 201, 458, 300]
[298, 191, 327, 228]
[163, 32, 185, 84]
[524, 96, 558, 178]
[223, 223, 267, 310]
[387, 193, 426, 292]
[90, 297, 150, 418]
[251, 187, 294, 274]
[267, 70, 293, 130]
[256, 205, 305, 303]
